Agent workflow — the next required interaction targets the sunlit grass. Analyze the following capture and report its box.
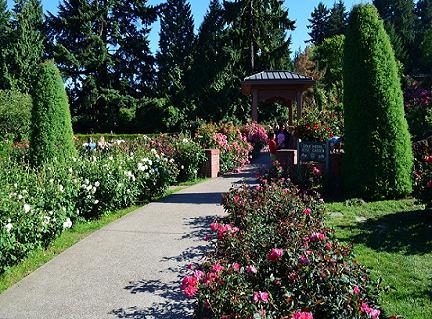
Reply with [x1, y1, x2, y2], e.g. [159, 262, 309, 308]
[326, 199, 432, 319]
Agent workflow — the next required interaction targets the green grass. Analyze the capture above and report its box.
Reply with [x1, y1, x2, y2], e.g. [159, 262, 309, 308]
[0, 177, 209, 294]
[325, 199, 432, 319]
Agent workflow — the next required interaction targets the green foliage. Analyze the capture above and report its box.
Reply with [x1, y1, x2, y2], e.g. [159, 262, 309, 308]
[0, 89, 32, 139]
[29, 61, 76, 167]
[4, 0, 44, 93]
[184, 180, 384, 318]
[0, 0, 11, 90]
[343, 4, 414, 200]
[326, 0, 347, 38]
[373, 0, 417, 69]
[47, 0, 158, 132]
[421, 26, 432, 70]
[307, 2, 330, 45]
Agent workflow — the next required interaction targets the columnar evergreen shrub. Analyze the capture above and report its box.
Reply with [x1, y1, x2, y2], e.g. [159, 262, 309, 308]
[343, 4, 413, 199]
[29, 61, 76, 166]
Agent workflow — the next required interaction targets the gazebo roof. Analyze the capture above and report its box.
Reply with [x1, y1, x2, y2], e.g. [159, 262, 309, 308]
[242, 70, 315, 95]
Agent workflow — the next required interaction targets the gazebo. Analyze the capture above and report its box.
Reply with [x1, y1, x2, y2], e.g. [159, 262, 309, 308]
[241, 70, 316, 124]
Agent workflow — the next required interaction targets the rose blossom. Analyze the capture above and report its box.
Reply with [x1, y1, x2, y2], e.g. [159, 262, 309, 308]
[267, 248, 284, 261]
[246, 265, 257, 273]
[232, 263, 240, 272]
[194, 270, 204, 280]
[427, 180, 432, 189]
[303, 208, 312, 215]
[253, 291, 269, 303]
[211, 263, 225, 273]
[210, 222, 219, 231]
[183, 285, 198, 298]
[290, 312, 313, 319]
[298, 255, 310, 266]
[353, 286, 360, 294]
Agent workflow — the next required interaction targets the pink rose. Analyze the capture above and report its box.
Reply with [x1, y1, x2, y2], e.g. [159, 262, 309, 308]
[353, 286, 360, 294]
[253, 291, 269, 303]
[194, 270, 204, 280]
[211, 263, 225, 273]
[183, 285, 198, 298]
[204, 234, 212, 241]
[246, 265, 257, 273]
[210, 222, 219, 231]
[303, 208, 312, 215]
[181, 276, 197, 289]
[290, 311, 313, 319]
[267, 248, 284, 261]
[232, 263, 241, 272]
[298, 255, 310, 266]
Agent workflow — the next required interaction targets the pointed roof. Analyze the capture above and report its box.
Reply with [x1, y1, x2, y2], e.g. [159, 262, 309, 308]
[244, 70, 314, 82]
[242, 70, 315, 96]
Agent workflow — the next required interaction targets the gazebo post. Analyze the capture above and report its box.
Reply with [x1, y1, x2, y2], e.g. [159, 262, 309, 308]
[252, 90, 258, 122]
[287, 99, 293, 126]
[296, 90, 303, 119]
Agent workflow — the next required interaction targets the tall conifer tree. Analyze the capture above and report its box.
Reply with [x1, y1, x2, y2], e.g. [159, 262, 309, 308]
[47, 0, 158, 132]
[307, 2, 330, 45]
[373, 0, 416, 68]
[326, 1, 347, 37]
[6, 0, 44, 93]
[0, 0, 11, 89]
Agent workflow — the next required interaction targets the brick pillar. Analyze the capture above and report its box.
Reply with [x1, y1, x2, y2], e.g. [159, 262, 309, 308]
[199, 149, 220, 178]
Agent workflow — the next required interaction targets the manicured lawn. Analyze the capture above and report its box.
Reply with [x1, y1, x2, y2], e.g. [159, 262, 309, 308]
[0, 179, 208, 294]
[326, 199, 432, 319]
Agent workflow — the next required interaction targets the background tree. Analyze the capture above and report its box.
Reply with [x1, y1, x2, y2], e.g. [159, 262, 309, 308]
[0, 0, 11, 90]
[307, 2, 330, 45]
[47, 0, 158, 132]
[5, 0, 44, 93]
[343, 4, 413, 199]
[29, 61, 76, 167]
[326, 1, 347, 37]
[373, 0, 416, 69]
[156, 0, 195, 130]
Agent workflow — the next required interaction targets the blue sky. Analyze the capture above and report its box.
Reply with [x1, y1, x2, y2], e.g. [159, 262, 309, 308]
[8, 0, 371, 55]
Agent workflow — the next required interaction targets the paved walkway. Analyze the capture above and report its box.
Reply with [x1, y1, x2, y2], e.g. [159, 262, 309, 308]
[0, 155, 270, 319]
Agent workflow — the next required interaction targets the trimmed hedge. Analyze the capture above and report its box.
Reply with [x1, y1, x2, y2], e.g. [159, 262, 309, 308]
[29, 61, 76, 166]
[343, 4, 413, 200]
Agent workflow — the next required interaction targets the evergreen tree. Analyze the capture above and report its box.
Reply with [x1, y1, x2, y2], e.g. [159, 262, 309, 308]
[373, 0, 416, 68]
[190, 0, 230, 121]
[307, 2, 330, 45]
[343, 4, 413, 199]
[224, 0, 295, 74]
[29, 61, 76, 167]
[156, 0, 195, 129]
[326, 1, 347, 37]
[47, 0, 158, 132]
[417, 0, 432, 31]
[6, 0, 44, 93]
[0, 0, 11, 89]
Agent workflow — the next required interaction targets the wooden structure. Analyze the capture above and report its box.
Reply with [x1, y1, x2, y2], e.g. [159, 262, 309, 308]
[241, 70, 315, 124]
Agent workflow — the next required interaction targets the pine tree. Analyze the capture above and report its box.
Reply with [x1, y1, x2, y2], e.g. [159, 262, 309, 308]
[47, 0, 158, 132]
[343, 4, 413, 199]
[29, 61, 76, 167]
[156, 0, 195, 129]
[224, 0, 295, 74]
[326, 1, 347, 37]
[6, 0, 44, 94]
[373, 0, 416, 68]
[0, 0, 11, 89]
[417, 0, 432, 31]
[307, 2, 330, 45]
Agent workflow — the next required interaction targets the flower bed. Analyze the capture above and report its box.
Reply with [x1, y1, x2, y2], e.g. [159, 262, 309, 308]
[296, 110, 342, 142]
[182, 179, 386, 318]
[413, 137, 432, 207]
[196, 122, 253, 173]
[241, 122, 268, 158]
[0, 148, 177, 273]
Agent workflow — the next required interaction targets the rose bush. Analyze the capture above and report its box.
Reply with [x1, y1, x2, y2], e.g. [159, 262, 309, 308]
[412, 137, 432, 207]
[0, 147, 177, 273]
[196, 122, 253, 173]
[296, 110, 342, 142]
[242, 122, 268, 158]
[182, 179, 387, 318]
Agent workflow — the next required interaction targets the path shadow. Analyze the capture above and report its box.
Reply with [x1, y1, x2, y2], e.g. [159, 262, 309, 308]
[159, 192, 222, 205]
[111, 280, 192, 319]
[341, 209, 432, 255]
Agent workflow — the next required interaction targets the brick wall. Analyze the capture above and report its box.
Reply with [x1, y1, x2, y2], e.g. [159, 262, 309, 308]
[199, 149, 220, 178]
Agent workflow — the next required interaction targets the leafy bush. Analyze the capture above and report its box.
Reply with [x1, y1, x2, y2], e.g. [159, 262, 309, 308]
[296, 110, 342, 142]
[196, 122, 252, 173]
[182, 180, 385, 318]
[29, 61, 76, 167]
[343, 4, 413, 200]
[0, 148, 177, 273]
[412, 137, 432, 207]
[0, 89, 32, 140]
[242, 122, 268, 158]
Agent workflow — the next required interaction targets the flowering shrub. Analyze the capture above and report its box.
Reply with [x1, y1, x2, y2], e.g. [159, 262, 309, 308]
[242, 122, 269, 158]
[0, 148, 177, 273]
[413, 138, 432, 207]
[196, 122, 253, 173]
[182, 179, 387, 318]
[404, 79, 432, 140]
[296, 110, 342, 142]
